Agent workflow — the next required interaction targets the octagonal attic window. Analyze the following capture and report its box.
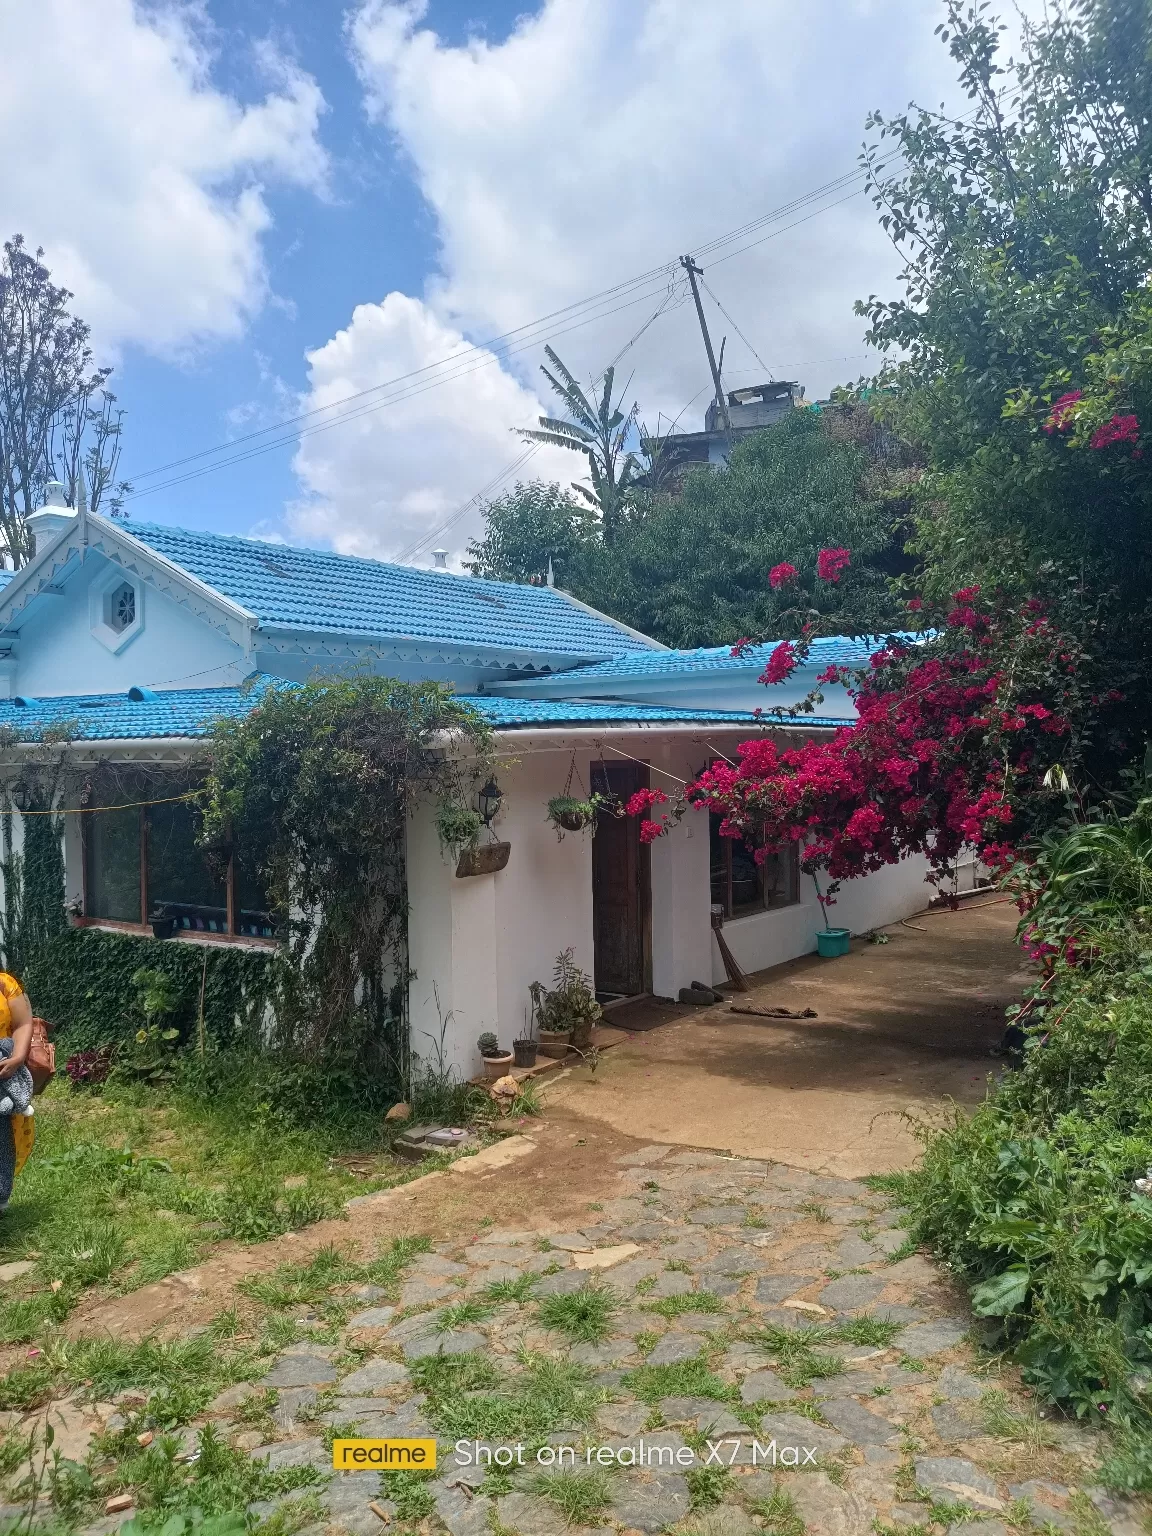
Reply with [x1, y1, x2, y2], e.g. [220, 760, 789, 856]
[107, 582, 136, 633]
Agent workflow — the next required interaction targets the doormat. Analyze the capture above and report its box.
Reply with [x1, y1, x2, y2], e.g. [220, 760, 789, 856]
[600, 999, 682, 1033]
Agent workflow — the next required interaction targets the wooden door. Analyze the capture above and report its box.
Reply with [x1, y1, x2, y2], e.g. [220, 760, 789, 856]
[591, 761, 651, 997]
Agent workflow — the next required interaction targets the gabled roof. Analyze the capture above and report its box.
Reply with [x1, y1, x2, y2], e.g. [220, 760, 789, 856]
[126, 522, 659, 660]
[0, 684, 849, 744]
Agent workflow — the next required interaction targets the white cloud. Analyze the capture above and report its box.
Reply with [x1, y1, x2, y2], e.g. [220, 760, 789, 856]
[289, 292, 575, 562]
[302, 0, 967, 562]
[0, 0, 328, 356]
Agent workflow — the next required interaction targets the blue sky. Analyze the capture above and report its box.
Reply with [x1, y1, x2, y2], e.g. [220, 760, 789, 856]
[120, 0, 525, 535]
[2, 0, 973, 564]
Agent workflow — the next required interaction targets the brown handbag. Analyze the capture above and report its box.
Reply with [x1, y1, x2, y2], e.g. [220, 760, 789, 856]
[27, 1017, 55, 1095]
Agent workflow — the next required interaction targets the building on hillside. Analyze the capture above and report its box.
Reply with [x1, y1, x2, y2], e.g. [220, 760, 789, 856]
[0, 486, 939, 1079]
[650, 380, 804, 477]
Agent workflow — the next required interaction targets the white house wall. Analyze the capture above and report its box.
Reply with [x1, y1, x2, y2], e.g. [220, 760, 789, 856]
[14, 553, 247, 698]
[408, 727, 934, 1081]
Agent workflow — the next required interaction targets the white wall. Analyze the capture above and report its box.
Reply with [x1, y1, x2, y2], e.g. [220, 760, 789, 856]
[16, 552, 246, 698]
[711, 849, 932, 984]
[404, 727, 935, 1079]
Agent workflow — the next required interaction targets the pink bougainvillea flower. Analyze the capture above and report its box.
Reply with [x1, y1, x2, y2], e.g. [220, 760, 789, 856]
[760, 640, 797, 686]
[729, 637, 755, 657]
[1089, 413, 1140, 450]
[1043, 389, 1082, 434]
[816, 547, 851, 583]
[769, 561, 798, 590]
[625, 787, 668, 817]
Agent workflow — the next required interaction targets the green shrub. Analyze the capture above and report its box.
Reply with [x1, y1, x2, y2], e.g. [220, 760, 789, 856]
[908, 958, 1152, 1449]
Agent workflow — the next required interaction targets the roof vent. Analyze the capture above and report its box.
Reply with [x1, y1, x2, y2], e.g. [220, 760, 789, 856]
[28, 482, 78, 553]
[432, 549, 448, 570]
[12, 696, 35, 708]
[128, 686, 157, 702]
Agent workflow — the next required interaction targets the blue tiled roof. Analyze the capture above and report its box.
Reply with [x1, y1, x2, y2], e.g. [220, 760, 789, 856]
[503, 634, 914, 685]
[0, 685, 263, 741]
[127, 522, 657, 659]
[0, 685, 851, 742]
[463, 696, 770, 727]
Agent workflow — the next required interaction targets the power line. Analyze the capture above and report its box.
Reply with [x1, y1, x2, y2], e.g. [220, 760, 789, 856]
[399, 281, 684, 564]
[699, 274, 774, 379]
[121, 156, 900, 503]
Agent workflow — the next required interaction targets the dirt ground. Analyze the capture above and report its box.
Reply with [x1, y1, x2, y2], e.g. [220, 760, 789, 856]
[548, 897, 1026, 1177]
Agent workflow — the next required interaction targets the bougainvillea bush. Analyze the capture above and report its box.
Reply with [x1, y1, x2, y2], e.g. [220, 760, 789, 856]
[635, 576, 1120, 899]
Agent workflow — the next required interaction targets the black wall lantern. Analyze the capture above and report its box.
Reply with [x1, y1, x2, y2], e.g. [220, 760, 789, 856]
[477, 777, 503, 827]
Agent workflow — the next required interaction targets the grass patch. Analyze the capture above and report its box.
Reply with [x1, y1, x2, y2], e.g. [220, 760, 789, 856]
[750, 1487, 805, 1535]
[622, 1357, 732, 1406]
[537, 1287, 617, 1343]
[483, 1273, 538, 1304]
[0, 1072, 451, 1344]
[685, 1465, 731, 1510]
[645, 1291, 724, 1320]
[378, 1469, 437, 1522]
[414, 1352, 598, 1443]
[531, 1468, 614, 1523]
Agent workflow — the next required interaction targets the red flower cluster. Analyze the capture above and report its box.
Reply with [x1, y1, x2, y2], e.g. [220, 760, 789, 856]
[816, 547, 851, 583]
[760, 641, 797, 686]
[625, 786, 670, 844]
[769, 562, 798, 590]
[1043, 390, 1082, 434]
[1089, 413, 1140, 451]
[681, 589, 1081, 885]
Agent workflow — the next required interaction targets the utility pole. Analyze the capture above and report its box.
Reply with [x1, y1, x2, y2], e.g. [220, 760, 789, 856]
[680, 255, 731, 431]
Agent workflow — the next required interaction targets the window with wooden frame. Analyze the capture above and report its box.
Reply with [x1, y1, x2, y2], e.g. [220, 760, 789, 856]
[709, 813, 799, 919]
[82, 772, 274, 940]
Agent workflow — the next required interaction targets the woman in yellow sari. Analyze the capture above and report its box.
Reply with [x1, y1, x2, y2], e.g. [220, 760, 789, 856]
[0, 974, 33, 1211]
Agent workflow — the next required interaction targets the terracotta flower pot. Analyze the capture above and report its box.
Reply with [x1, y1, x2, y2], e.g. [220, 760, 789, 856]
[481, 1050, 514, 1080]
[537, 1027, 572, 1059]
[570, 1016, 595, 1050]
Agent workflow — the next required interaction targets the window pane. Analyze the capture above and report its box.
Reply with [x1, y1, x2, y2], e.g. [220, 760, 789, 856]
[762, 844, 800, 911]
[86, 802, 141, 922]
[730, 839, 762, 916]
[147, 799, 228, 933]
[708, 815, 729, 911]
[234, 852, 275, 939]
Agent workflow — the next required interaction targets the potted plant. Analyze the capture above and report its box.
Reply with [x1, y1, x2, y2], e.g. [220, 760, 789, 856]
[811, 873, 850, 958]
[477, 1030, 514, 1081]
[437, 800, 512, 877]
[546, 793, 602, 837]
[530, 948, 602, 1054]
[513, 1010, 538, 1069]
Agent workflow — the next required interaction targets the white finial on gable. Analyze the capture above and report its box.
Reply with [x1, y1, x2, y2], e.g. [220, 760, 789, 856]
[28, 481, 77, 554]
[546, 557, 555, 588]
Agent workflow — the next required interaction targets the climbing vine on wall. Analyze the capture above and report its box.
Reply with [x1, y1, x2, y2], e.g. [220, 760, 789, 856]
[202, 676, 492, 1091]
[24, 925, 281, 1052]
[0, 724, 73, 979]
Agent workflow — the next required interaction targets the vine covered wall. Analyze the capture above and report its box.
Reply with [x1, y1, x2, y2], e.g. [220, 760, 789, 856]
[24, 926, 282, 1052]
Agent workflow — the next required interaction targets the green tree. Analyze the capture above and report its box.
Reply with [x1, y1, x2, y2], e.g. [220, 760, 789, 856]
[518, 345, 641, 545]
[577, 406, 914, 647]
[463, 480, 597, 586]
[857, 0, 1152, 769]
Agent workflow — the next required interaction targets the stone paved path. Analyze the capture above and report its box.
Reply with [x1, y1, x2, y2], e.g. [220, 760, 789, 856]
[207, 1146, 1147, 1536]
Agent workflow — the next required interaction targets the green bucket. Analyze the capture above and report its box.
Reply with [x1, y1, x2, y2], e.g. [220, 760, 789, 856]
[816, 927, 851, 958]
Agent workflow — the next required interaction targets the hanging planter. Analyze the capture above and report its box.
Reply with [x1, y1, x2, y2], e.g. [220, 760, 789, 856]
[456, 841, 511, 877]
[547, 756, 616, 838]
[547, 794, 601, 835]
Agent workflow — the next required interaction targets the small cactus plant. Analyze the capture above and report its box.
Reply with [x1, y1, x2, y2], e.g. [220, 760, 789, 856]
[477, 1031, 501, 1057]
